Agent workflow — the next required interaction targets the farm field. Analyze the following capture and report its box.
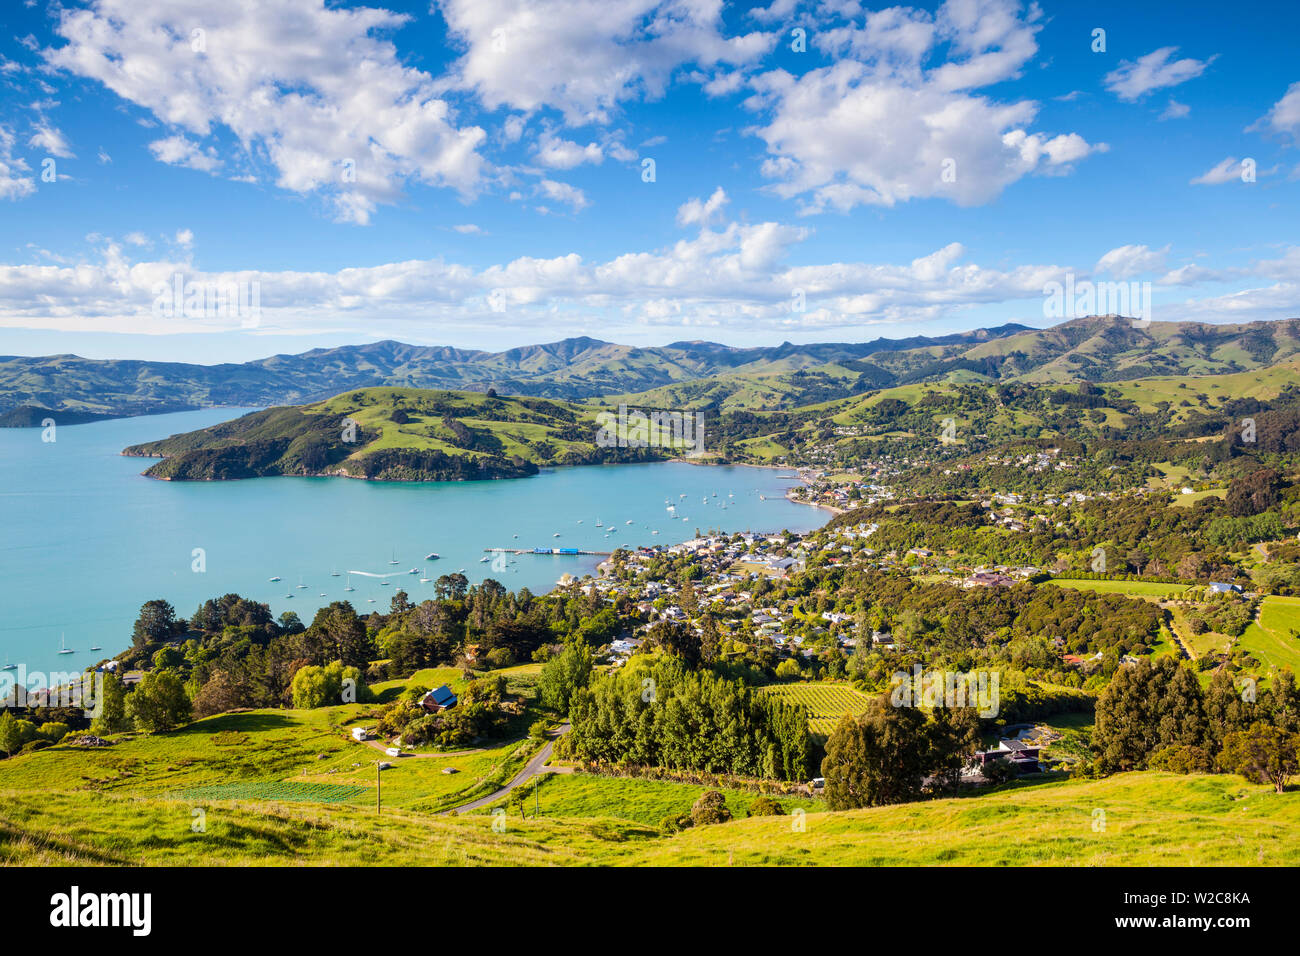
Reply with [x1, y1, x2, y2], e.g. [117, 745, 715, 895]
[759, 681, 873, 736]
[1237, 595, 1300, 675]
[0, 707, 538, 815]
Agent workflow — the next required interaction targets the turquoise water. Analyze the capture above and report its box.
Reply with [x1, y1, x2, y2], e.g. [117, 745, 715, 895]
[0, 408, 824, 675]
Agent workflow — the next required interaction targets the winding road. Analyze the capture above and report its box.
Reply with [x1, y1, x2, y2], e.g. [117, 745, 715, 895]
[443, 723, 572, 814]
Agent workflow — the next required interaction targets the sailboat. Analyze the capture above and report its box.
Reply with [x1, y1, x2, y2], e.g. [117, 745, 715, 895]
[330, 569, 341, 577]
[344, 573, 355, 592]
[296, 575, 308, 589]
[2, 656, 16, 671]
[58, 633, 74, 655]
[389, 548, 400, 565]
[89, 643, 102, 651]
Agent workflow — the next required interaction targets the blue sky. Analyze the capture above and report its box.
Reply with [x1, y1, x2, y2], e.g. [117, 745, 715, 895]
[0, 0, 1297, 362]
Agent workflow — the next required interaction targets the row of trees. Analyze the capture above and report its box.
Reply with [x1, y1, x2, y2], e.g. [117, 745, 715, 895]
[1093, 658, 1299, 790]
[562, 656, 813, 781]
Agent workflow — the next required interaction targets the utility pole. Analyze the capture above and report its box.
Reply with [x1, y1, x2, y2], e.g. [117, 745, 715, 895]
[376, 762, 382, 816]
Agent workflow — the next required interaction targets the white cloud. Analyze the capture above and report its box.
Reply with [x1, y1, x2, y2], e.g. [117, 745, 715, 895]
[534, 133, 605, 169]
[1190, 157, 1250, 185]
[148, 135, 222, 173]
[1251, 81, 1300, 141]
[45, 0, 487, 223]
[0, 217, 1083, 338]
[452, 224, 483, 234]
[175, 229, 194, 247]
[28, 123, 74, 158]
[536, 178, 590, 210]
[746, 0, 1102, 213]
[439, 0, 774, 125]
[0, 126, 35, 200]
[1094, 244, 1170, 278]
[1159, 99, 1190, 121]
[1104, 47, 1214, 102]
[676, 187, 729, 227]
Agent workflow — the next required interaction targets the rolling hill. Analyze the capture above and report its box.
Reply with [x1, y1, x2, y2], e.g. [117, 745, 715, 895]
[121, 387, 678, 481]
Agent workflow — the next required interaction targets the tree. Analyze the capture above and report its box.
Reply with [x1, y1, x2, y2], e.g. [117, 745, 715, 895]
[821, 697, 930, 809]
[91, 672, 131, 735]
[152, 646, 183, 669]
[304, 602, 372, 668]
[132, 599, 179, 649]
[126, 669, 192, 732]
[290, 661, 371, 709]
[1218, 722, 1300, 792]
[538, 640, 593, 713]
[0, 710, 22, 757]
[192, 669, 251, 718]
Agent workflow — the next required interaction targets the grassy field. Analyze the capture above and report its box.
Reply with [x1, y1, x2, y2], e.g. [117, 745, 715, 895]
[1237, 595, 1300, 675]
[758, 681, 873, 736]
[632, 772, 1300, 866]
[0, 706, 537, 814]
[475, 772, 824, 825]
[3, 770, 1294, 866]
[1044, 578, 1189, 601]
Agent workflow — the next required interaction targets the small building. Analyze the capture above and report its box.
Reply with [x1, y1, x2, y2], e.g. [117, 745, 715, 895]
[420, 684, 458, 713]
[350, 727, 370, 742]
[1208, 582, 1242, 594]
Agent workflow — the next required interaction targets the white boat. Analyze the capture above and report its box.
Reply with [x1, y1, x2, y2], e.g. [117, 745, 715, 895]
[296, 575, 307, 589]
[595, 520, 602, 527]
[456, 568, 465, 573]
[344, 573, 355, 592]
[420, 578, 431, 583]
[553, 532, 561, 537]
[319, 592, 327, 597]
[2, 657, 15, 671]
[480, 556, 491, 563]
[425, 552, 439, 560]
[269, 576, 281, 582]
[367, 598, 375, 603]
[330, 569, 340, 577]
[380, 581, 391, 586]
[89, 645, 102, 651]
[58, 634, 74, 655]
[652, 530, 660, 535]
[408, 568, 419, 574]
[625, 520, 633, 524]
[389, 548, 400, 565]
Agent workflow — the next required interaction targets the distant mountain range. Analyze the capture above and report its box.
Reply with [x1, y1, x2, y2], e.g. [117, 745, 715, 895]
[3, 315, 1299, 422]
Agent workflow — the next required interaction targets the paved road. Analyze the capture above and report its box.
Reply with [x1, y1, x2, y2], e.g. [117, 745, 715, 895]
[443, 723, 571, 814]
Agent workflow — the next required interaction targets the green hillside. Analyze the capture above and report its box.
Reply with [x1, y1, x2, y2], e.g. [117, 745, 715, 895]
[122, 387, 678, 481]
